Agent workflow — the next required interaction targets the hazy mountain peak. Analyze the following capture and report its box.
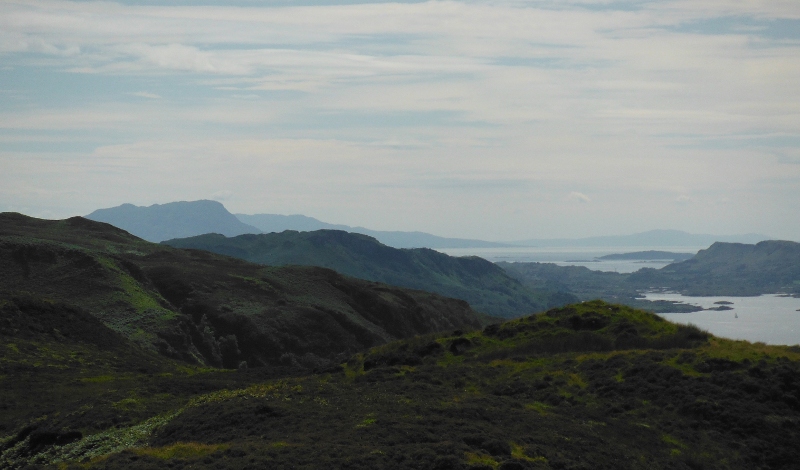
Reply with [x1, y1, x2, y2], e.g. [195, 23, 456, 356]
[85, 200, 261, 242]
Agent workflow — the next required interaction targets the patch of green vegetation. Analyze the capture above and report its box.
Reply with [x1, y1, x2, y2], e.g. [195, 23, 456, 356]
[355, 414, 377, 428]
[130, 442, 229, 460]
[511, 442, 547, 463]
[465, 451, 499, 468]
[81, 375, 115, 384]
[525, 401, 551, 415]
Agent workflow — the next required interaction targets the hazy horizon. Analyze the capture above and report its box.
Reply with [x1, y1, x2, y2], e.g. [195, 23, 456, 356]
[2, 0, 799, 241]
[84, 198, 781, 243]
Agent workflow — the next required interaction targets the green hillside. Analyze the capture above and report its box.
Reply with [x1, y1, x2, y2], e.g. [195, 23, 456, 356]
[3, 300, 800, 469]
[162, 230, 576, 318]
[0, 213, 483, 370]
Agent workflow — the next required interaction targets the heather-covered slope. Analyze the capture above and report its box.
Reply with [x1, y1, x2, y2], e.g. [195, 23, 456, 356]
[4, 301, 800, 469]
[0, 213, 482, 370]
[162, 230, 576, 318]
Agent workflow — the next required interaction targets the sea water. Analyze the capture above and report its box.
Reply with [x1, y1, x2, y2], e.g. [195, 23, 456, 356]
[437, 246, 703, 273]
[439, 246, 800, 345]
[643, 293, 800, 346]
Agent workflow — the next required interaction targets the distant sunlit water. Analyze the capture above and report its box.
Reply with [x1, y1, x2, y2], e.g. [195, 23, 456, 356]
[437, 246, 702, 273]
[643, 293, 800, 346]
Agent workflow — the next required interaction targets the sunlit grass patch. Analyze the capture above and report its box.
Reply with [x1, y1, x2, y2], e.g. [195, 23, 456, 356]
[80, 375, 115, 383]
[113, 396, 144, 412]
[703, 338, 800, 362]
[131, 442, 229, 460]
[525, 401, 551, 415]
[465, 451, 499, 468]
[511, 442, 547, 463]
[567, 373, 587, 389]
[356, 413, 377, 427]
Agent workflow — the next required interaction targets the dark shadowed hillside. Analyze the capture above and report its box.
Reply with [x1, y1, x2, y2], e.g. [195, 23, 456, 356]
[4, 300, 800, 469]
[0, 213, 482, 370]
[162, 230, 576, 318]
[85, 200, 261, 242]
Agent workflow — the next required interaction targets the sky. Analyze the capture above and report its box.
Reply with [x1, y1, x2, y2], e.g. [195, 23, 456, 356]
[1, 0, 799, 241]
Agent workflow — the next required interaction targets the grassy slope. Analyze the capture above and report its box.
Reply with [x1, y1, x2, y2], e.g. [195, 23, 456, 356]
[0, 213, 483, 370]
[162, 231, 577, 318]
[4, 301, 799, 469]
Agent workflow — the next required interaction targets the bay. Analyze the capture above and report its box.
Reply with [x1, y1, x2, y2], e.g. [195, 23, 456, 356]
[437, 245, 702, 273]
[643, 293, 800, 346]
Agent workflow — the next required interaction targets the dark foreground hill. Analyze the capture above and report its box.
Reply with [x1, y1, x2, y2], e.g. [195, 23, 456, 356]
[162, 230, 576, 318]
[3, 300, 800, 469]
[85, 200, 261, 242]
[0, 213, 482, 370]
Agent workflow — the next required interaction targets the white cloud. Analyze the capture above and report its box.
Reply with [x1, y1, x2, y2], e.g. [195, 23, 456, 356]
[128, 91, 162, 99]
[567, 191, 591, 203]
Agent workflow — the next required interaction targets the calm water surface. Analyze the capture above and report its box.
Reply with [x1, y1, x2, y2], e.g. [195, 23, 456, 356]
[442, 246, 800, 345]
[438, 246, 702, 273]
[643, 293, 800, 346]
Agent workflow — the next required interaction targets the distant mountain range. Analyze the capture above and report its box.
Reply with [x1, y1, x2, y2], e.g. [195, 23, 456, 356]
[236, 213, 509, 249]
[86, 200, 261, 242]
[86, 200, 776, 249]
[163, 230, 576, 318]
[85, 201, 507, 248]
[512, 229, 771, 248]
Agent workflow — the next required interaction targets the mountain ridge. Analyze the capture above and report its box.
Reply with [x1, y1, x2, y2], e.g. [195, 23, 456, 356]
[162, 230, 576, 318]
[0, 212, 483, 370]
